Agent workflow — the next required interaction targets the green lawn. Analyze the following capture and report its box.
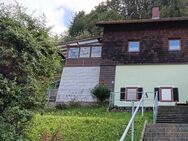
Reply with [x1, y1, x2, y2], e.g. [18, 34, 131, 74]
[26, 106, 152, 141]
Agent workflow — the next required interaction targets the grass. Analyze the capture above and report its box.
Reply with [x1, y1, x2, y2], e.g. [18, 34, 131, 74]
[26, 106, 152, 141]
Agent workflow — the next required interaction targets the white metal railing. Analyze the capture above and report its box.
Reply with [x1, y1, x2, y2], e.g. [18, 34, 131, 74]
[119, 93, 146, 141]
[153, 91, 159, 124]
[109, 92, 115, 108]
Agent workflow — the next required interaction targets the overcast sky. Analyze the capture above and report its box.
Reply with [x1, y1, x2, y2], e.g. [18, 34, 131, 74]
[2, 0, 106, 34]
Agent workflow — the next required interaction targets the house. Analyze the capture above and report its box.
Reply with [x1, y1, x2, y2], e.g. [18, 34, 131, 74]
[57, 7, 188, 107]
[96, 7, 188, 107]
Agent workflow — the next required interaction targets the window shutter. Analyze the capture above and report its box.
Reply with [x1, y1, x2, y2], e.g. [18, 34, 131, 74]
[173, 88, 179, 102]
[120, 87, 126, 101]
[137, 87, 143, 100]
[154, 88, 160, 101]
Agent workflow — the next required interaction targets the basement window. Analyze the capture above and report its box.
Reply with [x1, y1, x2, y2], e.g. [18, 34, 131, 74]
[128, 41, 140, 52]
[169, 39, 181, 51]
[68, 48, 79, 58]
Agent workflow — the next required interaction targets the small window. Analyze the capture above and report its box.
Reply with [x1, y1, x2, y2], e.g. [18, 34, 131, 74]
[128, 41, 140, 52]
[169, 39, 181, 51]
[126, 88, 137, 101]
[160, 87, 173, 102]
[68, 48, 79, 58]
[155, 87, 179, 102]
[120, 87, 143, 101]
[80, 47, 90, 58]
[91, 47, 102, 57]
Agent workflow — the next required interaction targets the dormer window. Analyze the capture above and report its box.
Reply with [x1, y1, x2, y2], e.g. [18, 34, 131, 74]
[128, 41, 140, 52]
[169, 39, 181, 51]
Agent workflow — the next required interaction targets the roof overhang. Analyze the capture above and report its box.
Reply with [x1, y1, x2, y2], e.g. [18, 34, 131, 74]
[96, 17, 188, 27]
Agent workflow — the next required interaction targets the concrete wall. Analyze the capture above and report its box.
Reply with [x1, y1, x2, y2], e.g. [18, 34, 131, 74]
[56, 67, 100, 103]
[114, 64, 188, 107]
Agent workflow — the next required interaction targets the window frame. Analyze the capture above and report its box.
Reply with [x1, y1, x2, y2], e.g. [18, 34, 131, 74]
[160, 87, 173, 102]
[168, 39, 181, 51]
[79, 47, 91, 58]
[128, 41, 140, 53]
[91, 46, 102, 58]
[125, 87, 138, 101]
[68, 47, 79, 59]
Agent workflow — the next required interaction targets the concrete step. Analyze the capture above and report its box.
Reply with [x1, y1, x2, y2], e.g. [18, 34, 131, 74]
[143, 137, 188, 141]
[156, 106, 188, 123]
[143, 124, 188, 141]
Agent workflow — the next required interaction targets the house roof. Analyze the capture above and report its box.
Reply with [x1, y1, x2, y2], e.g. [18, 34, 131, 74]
[96, 17, 188, 26]
[58, 36, 102, 46]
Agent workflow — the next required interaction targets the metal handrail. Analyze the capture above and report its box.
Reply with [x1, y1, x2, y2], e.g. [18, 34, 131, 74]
[119, 93, 146, 141]
[153, 92, 159, 124]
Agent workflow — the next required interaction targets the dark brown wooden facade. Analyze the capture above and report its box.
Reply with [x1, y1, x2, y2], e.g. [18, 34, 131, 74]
[97, 17, 188, 65]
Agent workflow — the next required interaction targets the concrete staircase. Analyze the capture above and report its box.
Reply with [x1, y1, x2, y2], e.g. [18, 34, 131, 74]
[157, 106, 188, 123]
[143, 123, 188, 141]
[142, 106, 188, 141]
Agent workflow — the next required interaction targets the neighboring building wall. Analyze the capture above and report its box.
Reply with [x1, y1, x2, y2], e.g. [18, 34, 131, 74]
[101, 22, 188, 64]
[56, 67, 100, 103]
[114, 64, 188, 107]
[99, 65, 116, 91]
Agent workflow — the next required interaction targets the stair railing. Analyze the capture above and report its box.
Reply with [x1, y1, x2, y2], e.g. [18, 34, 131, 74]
[153, 91, 159, 124]
[109, 92, 115, 108]
[119, 92, 146, 141]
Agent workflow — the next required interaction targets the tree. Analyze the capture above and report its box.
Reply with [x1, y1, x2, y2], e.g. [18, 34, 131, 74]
[62, 0, 188, 41]
[0, 2, 61, 140]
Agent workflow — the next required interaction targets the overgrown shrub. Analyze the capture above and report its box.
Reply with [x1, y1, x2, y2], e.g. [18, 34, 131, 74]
[91, 84, 110, 103]
[0, 3, 61, 140]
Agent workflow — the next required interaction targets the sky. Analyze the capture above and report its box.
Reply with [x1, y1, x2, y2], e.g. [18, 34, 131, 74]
[2, 0, 106, 34]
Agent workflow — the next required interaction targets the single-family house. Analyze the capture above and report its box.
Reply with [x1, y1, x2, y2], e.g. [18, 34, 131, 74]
[96, 7, 188, 107]
[57, 7, 188, 107]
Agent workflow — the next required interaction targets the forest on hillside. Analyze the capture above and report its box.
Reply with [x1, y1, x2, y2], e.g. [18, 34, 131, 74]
[62, 0, 188, 42]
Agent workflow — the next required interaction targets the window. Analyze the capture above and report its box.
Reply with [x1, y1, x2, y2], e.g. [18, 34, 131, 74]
[91, 47, 102, 57]
[120, 87, 143, 101]
[80, 47, 90, 58]
[126, 87, 137, 101]
[128, 41, 140, 52]
[169, 39, 181, 51]
[68, 48, 79, 58]
[154, 87, 179, 102]
[160, 87, 173, 102]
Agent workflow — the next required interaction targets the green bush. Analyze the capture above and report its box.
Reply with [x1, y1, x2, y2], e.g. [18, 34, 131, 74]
[0, 3, 61, 140]
[91, 84, 110, 103]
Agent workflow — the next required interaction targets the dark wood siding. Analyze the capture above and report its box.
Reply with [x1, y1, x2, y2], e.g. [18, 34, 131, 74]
[101, 21, 188, 65]
[65, 58, 101, 67]
[99, 65, 116, 91]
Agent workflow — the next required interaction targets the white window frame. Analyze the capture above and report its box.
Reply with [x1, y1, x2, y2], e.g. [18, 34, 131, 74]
[168, 39, 181, 51]
[68, 48, 79, 58]
[128, 41, 140, 52]
[91, 46, 102, 57]
[79, 47, 90, 58]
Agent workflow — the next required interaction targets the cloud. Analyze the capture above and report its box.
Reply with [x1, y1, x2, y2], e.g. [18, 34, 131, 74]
[2, 0, 106, 34]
